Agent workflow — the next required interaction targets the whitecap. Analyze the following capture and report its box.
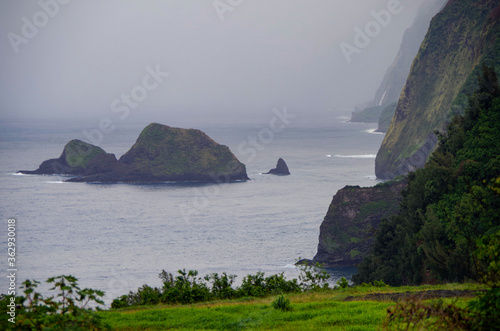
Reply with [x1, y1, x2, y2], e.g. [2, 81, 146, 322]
[334, 154, 376, 159]
[364, 129, 384, 135]
[46, 181, 65, 184]
[325, 155, 332, 158]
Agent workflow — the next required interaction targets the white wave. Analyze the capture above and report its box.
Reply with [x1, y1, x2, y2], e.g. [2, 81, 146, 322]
[46, 181, 65, 184]
[335, 154, 376, 159]
[364, 128, 384, 135]
[283, 264, 297, 269]
[364, 175, 377, 180]
[325, 154, 332, 158]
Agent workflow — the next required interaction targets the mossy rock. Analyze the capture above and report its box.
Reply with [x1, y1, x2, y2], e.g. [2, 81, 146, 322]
[118, 123, 248, 181]
[62, 140, 106, 169]
[18, 139, 112, 175]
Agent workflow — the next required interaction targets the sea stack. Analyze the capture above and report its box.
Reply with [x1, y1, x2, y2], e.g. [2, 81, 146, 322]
[265, 158, 290, 175]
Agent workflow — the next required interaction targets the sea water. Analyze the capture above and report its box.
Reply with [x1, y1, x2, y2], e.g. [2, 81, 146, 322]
[0, 118, 384, 305]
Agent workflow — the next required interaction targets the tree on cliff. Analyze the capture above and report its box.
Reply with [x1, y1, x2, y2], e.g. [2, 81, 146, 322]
[353, 64, 500, 286]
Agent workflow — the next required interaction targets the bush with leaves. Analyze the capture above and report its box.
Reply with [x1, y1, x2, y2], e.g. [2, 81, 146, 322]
[0, 275, 107, 330]
[204, 272, 237, 300]
[272, 294, 292, 312]
[383, 297, 473, 330]
[112, 263, 329, 308]
[237, 271, 301, 297]
[160, 269, 211, 305]
[336, 277, 349, 289]
[296, 261, 330, 291]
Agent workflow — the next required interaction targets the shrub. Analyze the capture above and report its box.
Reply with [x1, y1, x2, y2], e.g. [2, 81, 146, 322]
[238, 272, 267, 297]
[373, 280, 388, 287]
[336, 277, 349, 289]
[160, 269, 211, 305]
[1, 275, 108, 330]
[204, 273, 237, 300]
[383, 297, 472, 330]
[272, 295, 292, 312]
[296, 261, 330, 291]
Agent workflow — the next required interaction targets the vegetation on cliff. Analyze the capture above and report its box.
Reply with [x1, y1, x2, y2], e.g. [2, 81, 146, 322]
[351, 0, 446, 124]
[376, 0, 500, 179]
[354, 65, 500, 286]
[377, 102, 397, 133]
[117, 123, 248, 182]
[350, 105, 385, 123]
[313, 180, 406, 267]
[19, 123, 248, 183]
[18, 139, 113, 175]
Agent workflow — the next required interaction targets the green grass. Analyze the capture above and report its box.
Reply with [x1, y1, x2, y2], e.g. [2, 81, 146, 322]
[101, 298, 390, 330]
[99, 283, 484, 330]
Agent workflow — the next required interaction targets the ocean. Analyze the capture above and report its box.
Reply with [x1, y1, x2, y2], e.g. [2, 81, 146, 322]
[0, 118, 384, 305]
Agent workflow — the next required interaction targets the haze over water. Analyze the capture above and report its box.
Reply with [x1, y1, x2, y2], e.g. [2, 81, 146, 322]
[0, 119, 383, 304]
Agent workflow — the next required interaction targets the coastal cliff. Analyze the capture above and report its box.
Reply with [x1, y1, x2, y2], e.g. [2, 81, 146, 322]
[315, 0, 500, 271]
[350, 0, 446, 125]
[313, 180, 406, 267]
[376, 0, 500, 179]
[372, 0, 447, 109]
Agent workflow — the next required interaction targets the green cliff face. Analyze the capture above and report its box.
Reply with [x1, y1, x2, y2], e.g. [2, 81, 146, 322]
[372, 0, 447, 108]
[313, 180, 406, 267]
[376, 0, 500, 179]
[377, 102, 397, 133]
[351, 0, 446, 124]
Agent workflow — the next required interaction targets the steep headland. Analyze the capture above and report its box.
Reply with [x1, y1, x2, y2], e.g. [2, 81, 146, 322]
[19, 123, 249, 183]
[313, 180, 406, 267]
[376, 0, 500, 179]
[350, 0, 446, 124]
[371, 0, 447, 109]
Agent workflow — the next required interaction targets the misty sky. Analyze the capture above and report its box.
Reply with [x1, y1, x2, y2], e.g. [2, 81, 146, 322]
[0, 0, 426, 126]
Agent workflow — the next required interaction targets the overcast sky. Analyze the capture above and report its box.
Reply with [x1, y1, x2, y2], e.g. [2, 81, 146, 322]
[0, 0, 428, 126]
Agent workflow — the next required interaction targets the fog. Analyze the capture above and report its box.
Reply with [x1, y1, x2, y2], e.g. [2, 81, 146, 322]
[0, 0, 426, 126]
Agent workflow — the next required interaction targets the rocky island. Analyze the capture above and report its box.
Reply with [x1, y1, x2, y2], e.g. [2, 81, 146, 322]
[264, 158, 290, 175]
[19, 123, 249, 183]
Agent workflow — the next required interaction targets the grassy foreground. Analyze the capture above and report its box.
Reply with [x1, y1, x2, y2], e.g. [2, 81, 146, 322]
[99, 283, 482, 330]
